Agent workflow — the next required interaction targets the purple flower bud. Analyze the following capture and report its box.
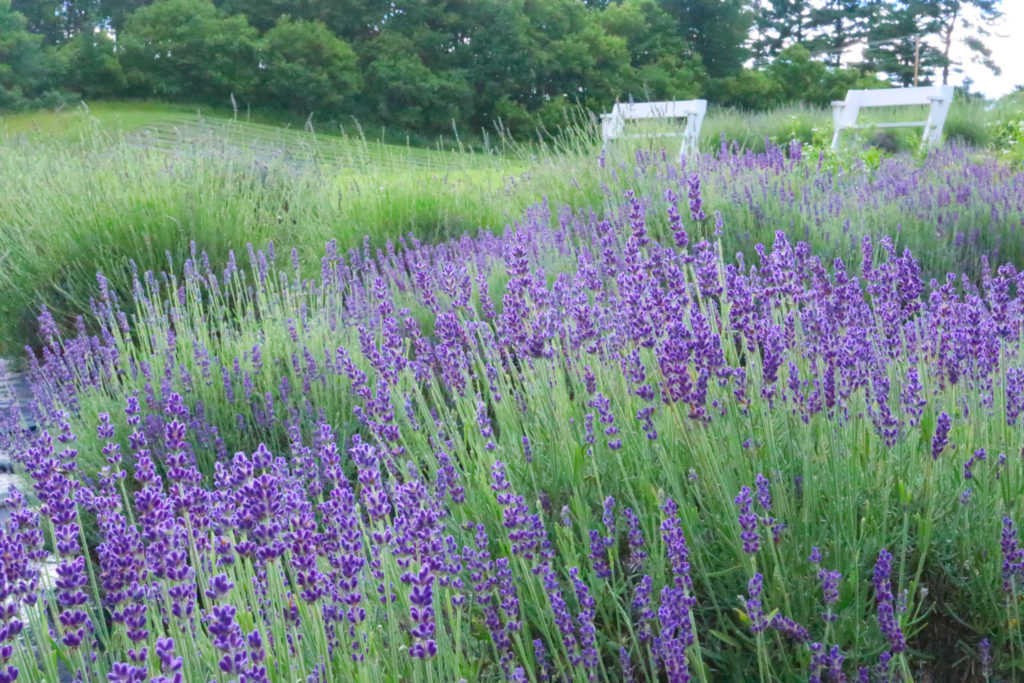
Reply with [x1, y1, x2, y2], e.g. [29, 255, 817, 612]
[746, 573, 765, 633]
[932, 412, 951, 459]
[873, 549, 906, 652]
[754, 474, 772, 512]
[734, 486, 759, 554]
[979, 638, 991, 677]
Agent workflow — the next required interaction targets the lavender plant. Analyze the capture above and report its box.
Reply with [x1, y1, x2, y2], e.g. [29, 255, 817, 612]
[1, 145, 1023, 681]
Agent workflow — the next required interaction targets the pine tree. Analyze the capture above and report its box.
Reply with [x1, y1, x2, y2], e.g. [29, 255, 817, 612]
[804, 0, 878, 67]
[658, 0, 753, 78]
[752, 0, 812, 61]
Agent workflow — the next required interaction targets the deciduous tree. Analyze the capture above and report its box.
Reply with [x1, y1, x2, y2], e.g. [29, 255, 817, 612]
[657, 0, 752, 78]
[56, 30, 127, 98]
[118, 0, 259, 102]
[259, 16, 360, 115]
[0, 0, 52, 107]
[11, 0, 101, 44]
[600, 0, 706, 100]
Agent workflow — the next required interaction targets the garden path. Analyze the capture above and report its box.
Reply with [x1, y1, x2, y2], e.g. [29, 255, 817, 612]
[0, 358, 30, 526]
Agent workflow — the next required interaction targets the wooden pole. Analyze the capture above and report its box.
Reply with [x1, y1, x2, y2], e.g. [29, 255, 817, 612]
[913, 35, 921, 87]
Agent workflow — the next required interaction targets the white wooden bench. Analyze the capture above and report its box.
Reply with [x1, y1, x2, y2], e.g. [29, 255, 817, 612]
[601, 99, 707, 162]
[830, 85, 954, 150]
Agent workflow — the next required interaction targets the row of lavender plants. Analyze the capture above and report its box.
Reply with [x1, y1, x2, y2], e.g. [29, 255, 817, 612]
[5, 135, 1020, 361]
[597, 141, 1024, 283]
[2, 151, 1023, 681]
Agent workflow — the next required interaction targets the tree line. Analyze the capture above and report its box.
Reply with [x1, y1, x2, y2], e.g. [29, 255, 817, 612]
[0, 0, 1003, 135]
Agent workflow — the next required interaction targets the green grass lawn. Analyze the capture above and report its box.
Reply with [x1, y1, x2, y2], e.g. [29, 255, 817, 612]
[0, 101, 201, 141]
[0, 100, 512, 169]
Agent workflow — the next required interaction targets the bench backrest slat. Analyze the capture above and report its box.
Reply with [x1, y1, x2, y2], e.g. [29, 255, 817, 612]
[601, 99, 707, 163]
[830, 85, 954, 150]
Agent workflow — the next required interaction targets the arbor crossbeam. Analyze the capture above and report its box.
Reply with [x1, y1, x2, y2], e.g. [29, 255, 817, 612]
[600, 100, 707, 163]
[830, 85, 954, 150]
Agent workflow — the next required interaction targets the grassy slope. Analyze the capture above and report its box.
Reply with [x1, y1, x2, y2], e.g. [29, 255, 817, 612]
[0, 102, 537, 354]
[0, 101, 200, 141]
[0, 100, 510, 168]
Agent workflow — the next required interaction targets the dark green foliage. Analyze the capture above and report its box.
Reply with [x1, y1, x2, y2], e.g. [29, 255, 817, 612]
[752, 0, 812, 59]
[516, 0, 632, 110]
[659, 0, 753, 77]
[752, 0, 1004, 90]
[804, 0, 874, 66]
[861, 1, 947, 86]
[855, 1, 1003, 87]
[11, 0, 101, 45]
[717, 68, 785, 110]
[600, 0, 706, 100]
[715, 44, 887, 110]
[214, 0, 382, 40]
[55, 31, 127, 99]
[259, 16, 360, 115]
[916, 0, 1002, 86]
[0, 0, 53, 108]
[768, 44, 886, 107]
[101, 0, 150, 32]
[357, 30, 472, 132]
[768, 45, 833, 104]
[213, 0, 297, 32]
[118, 0, 259, 102]
[457, 1, 535, 129]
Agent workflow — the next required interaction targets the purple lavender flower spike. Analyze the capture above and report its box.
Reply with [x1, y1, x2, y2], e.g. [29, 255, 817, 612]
[754, 474, 771, 512]
[931, 412, 951, 459]
[873, 549, 907, 653]
[659, 516, 692, 604]
[734, 487, 759, 554]
[746, 573, 766, 633]
[819, 568, 841, 623]
[570, 567, 599, 672]
[624, 507, 647, 572]
[768, 614, 810, 643]
[1000, 516, 1024, 593]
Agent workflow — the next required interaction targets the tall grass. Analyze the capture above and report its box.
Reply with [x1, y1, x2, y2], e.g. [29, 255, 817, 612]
[698, 104, 832, 151]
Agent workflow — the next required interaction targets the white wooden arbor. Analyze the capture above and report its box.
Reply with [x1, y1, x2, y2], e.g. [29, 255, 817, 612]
[601, 100, 707, 162]
[830, 85, 954, 150]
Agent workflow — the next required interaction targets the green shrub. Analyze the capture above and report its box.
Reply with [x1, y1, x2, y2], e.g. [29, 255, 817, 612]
[0, 0, 53, 109]
[55, 31, 128, 99]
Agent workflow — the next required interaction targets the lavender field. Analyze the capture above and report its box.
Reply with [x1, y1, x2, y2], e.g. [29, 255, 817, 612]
[2, 139, 1024, 682]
